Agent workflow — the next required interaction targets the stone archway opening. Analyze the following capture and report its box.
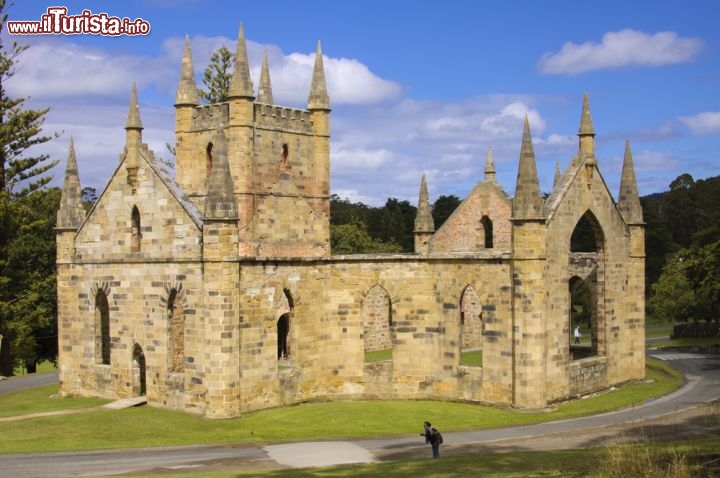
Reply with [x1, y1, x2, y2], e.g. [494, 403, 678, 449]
[132, 343, 146, 396]
[363, 284, 393, 363]
[568, 210, 604, 360]
[460, 285, 483, 366]
[277, 288, 294, 361]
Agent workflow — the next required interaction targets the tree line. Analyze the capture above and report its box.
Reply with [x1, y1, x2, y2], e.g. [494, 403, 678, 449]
[0, 10, 717, 375]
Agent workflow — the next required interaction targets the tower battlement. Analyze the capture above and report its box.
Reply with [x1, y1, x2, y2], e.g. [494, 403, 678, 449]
[255, 104, 312, 134]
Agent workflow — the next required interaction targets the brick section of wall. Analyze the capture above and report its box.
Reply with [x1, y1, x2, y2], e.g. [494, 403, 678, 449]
[430, 182, 511, 253]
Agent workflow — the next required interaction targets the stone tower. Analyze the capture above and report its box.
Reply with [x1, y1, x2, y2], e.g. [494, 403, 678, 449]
[510, 116, 547, 408]
[173, 26, 331, 258]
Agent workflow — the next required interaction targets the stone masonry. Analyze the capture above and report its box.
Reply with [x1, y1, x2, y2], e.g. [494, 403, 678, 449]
[56, 26, 645, 418]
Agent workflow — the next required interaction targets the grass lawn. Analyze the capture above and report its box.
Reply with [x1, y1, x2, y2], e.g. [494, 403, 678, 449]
[460, 349, 482, 366]
[0, 358, 682, 454]
[364, 348, 392, 362]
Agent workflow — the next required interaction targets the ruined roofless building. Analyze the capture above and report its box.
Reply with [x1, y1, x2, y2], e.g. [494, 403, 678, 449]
[56, 25, 645, 418]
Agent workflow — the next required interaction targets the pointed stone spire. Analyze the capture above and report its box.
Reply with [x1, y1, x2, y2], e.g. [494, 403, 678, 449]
[553, 161, 561, 189]
[414, 174, 435, 233]
[175, 36, 198, 106]
[512, 116, 544, 219]
[228, 23, 254, 99]
[205, 127, 238, 219]
[618, 140, 643, 224]
[307, 41, 330, 110]
[256, 50, 274, 104]
[578, 93, 595, 156]
[484, 146, 496, 183]
[56, 137, 86, 229]
[125, 82, 143, 131]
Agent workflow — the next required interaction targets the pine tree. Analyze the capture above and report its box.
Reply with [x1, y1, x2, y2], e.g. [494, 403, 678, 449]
[0, 1, 59, 375]
[198, 45, 235, 104]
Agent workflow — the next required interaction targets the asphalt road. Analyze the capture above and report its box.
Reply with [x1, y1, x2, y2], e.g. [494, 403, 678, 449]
[1, 350, 718, 477]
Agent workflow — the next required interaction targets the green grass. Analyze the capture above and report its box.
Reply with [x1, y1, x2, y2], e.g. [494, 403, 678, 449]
[645, 321, 676, 338]
[460, 349, 482, 366]
[365, 348, 392, 362]
[12, 359, 58, 376]
[0, 358, 682, 454]
[0, 384, 109, 418]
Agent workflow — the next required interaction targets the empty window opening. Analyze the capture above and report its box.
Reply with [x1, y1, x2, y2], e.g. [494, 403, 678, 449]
[167, 289, 185, 373]
[277, 313, 290, 359]
[569, 276, 595, 359]
[132, 343, 147, 396]
[131, 206, 141, 252]
[570, 213, 601, 252]
[206, 142, 213, 177]
[459, 285, 483, 366]
[95, 291, 111, 365]
[363, 284, 392, 362]
[277, 288, 294, 360]
[280, 143, 289, 170]
[481, 215, 493, 248]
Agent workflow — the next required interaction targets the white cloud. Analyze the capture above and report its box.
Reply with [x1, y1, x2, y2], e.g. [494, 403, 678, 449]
[679, 112, 720, 135]
[538, 29, 704, 75]
[632, 150, 682, 173]
[8, 34, 402, 107]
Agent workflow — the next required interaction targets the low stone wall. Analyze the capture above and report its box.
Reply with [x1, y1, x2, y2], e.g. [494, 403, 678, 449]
[567, 356, 608, 397]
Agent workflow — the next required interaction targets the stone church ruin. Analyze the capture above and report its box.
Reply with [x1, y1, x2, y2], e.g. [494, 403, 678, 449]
[56, 26, 645, 418]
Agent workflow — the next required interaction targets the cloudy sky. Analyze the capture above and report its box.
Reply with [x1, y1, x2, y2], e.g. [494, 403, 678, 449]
[5, 0, 719, 206]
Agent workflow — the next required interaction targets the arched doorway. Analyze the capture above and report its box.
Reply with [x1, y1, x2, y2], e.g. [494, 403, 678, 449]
[132, 343, 146, 396]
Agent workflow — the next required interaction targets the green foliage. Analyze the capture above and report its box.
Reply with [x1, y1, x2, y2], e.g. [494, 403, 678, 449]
[198, 45, 234, 104]
[570, 277, 592, 327]
[641, 195, 676, 296]
[81, 186, 97, 211]
[331, 223, 402, 254]
[330, 195, 410, 253]
[369, 198, 416, 252]
[0, 3, 58, 198]
[644, 175, 720, 326]
[0, 188, 60, 373]
[0, 3, 60, 375]
[431, 194, 460, 229]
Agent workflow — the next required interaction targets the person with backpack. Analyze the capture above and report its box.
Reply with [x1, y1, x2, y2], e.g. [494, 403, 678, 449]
[421, 420, 442, 458]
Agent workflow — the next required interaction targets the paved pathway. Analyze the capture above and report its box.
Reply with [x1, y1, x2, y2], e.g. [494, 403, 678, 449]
[0, 350, 718, 477]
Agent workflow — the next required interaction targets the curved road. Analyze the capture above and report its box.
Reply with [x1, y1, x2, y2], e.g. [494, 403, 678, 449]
[1, 350, 718, 477]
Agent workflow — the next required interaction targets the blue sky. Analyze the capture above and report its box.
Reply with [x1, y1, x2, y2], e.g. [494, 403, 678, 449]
[5, 0, 719, 206]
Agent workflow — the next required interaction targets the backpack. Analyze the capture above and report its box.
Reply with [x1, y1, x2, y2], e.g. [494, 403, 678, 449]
[432, 427, 443, 444]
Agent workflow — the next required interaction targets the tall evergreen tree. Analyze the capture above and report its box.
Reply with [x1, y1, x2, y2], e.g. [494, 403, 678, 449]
[0, 1, 59, 374]
[198, 45, 235, 104]
[432, 195, 460, 229]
